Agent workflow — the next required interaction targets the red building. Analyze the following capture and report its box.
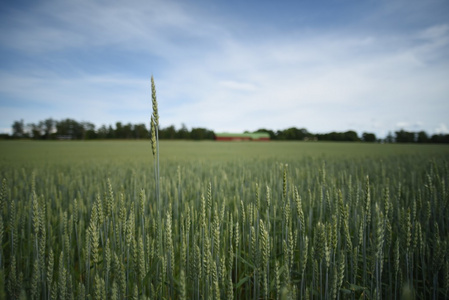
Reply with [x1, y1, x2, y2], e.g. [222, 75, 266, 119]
[214, 132, 270, 141]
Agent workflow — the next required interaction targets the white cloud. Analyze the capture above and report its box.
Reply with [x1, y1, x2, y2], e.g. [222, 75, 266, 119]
[0, 0, 204, 57]
[435, 123, 449, 134]
[1, 0, 448, 138]
[0, 127, 11, 134]
[0, 71, 152, 128]
[219, 81, 257, 92]
[418, 24, 449, 41]
[396, 122, 410, 129]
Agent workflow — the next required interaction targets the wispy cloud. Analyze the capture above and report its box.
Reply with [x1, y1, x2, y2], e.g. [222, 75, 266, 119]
[1, 0, 448, 137]
[219, 81, 257, 92]
[0, 71, 151, 127]
[435, 123, 449, 134]
[1, 0, 197, 53]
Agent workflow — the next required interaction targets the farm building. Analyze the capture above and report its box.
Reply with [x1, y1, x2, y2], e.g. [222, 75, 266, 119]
[214, 132, 270, 141]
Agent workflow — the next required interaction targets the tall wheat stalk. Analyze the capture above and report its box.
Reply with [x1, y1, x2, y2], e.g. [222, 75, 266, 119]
[150, 75, 160, 213]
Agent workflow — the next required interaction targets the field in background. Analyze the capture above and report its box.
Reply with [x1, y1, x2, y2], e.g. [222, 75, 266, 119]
[2, 140, 448, 163]
[0, 141, 448, 299]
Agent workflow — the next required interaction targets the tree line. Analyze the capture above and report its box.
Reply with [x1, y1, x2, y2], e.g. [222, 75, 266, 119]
[4, 118, 449, 143]
[254, 127, 449, 143]
[8, 118, 215, 140]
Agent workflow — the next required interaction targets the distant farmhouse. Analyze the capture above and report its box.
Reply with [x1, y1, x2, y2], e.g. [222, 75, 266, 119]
[214, 132, 270, 141]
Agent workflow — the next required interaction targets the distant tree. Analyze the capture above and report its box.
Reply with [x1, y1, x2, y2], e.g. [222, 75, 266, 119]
[12, 120, 26, 138]
[56, 119, 84, 139]
[177, 124, 190, 139]
[55, 119, 69, 138]
[275, 127, 310, 140]
[255, 128, 276, 140]
[115, 122, 124, 139]
[107, 125, 115, 139]
[97, 125, 108, 139]
[83, 122, 96, 139]
[344, 130, 360, 141]
[385, 132, 394, 143]
[123, 123, 133, 139]
[316, 131, 359, 141]
[362, 132, 376, 142]
[315, 133, 326, 141]
[134, 123, 149, 139]
[42, 118, 55, 139]
[430, 134, 449, 143]
[18, 118, 448, 144]
[160, 125, 177, 139]
[395, 130, 415, 143]
[191, 128, 214, 140]
[416, 131, 429, 143]
[317, 132, 339, 141]
[28, 122, 43, 139]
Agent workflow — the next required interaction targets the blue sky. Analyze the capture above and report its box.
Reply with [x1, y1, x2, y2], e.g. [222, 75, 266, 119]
[1, 0, 448, 138]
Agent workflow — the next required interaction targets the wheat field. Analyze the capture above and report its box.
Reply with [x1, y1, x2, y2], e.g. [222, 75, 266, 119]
[0, 140, 448, 299]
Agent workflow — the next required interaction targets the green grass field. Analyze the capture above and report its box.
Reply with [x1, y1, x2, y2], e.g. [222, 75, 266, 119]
[0, 140, 448, 299]
[2, 140, 448, 164]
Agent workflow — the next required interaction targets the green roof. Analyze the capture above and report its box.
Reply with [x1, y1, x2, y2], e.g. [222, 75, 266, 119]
[215, 132, 270, 139]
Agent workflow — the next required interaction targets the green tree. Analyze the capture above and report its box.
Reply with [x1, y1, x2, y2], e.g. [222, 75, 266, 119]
[344, 130, 359, 141]
[107, 125, 115, 139]
[28, 122, 43, 139]
[430, 134, 449, 143]
[43, 118, 55, 139]
[177, 124, 190, 139]
[191, 128, 214, 140]
[97, 125, 108, 139]
[83, 122, 96, 139]
[395, 130, 415, 143]
[385, 132, 394, 143]
[56, 119, 84, 139]
[416, 131, 429, 143]
[255, 128, 276, 140]
[12, 120, 26, 138]
[133, 123, 149, 139]
[115, 122, 124, 139]
[123, 123, 133, 139]
[160, 125, 177, 139]
[362, 132, 376, 142]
